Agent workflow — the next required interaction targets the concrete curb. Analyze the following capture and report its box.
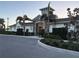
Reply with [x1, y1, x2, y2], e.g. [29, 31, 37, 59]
[38, 39, 79, 55]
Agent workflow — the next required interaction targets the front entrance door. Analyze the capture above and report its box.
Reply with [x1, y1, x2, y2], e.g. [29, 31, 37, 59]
[36, 21, 45, 35]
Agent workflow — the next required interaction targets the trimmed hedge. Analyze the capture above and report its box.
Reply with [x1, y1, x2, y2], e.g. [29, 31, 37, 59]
[16, 28, 34, 36]
[0, 31, 34, 36]
[43, 33, 62, 40]
[53, 28, 67, 40]
[16, 28, 23, 35]
[0, 31, 16, 35]
[25, 32, 34, 36]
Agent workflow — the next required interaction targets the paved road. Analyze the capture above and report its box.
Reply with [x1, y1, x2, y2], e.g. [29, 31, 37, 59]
[0, 35, 79, 58]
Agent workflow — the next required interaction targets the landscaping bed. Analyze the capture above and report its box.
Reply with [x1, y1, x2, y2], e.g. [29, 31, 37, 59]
[0, 31, 16, 35]
[0, 31, 34, 36]
[40, 34, 79, 52]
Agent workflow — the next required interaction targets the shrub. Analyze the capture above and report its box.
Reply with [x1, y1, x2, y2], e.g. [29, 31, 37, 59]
[16, 28, 23, 35]
[52, 41, 59, 47]
[0, 31, 16, 35]
[44, 38, 53, 45]
[25, 32, 34, 36]
[68, 43, 79, 51]
[61, 42, 69, 49]
[53, 28, 67, 40]
[41, 37, 63, 47]
[43, 34, 62, 40]
[74, 44, 79, 51]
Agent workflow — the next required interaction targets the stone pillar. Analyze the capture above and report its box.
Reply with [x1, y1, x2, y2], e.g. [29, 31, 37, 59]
[45, 21, 49, 33]
[33, 21, 37, 36]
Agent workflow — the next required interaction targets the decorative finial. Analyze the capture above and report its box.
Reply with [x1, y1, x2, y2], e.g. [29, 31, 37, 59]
[48, 2, 51, 8]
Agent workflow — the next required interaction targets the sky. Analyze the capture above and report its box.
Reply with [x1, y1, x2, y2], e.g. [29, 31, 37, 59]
[0, 1, 79, 27]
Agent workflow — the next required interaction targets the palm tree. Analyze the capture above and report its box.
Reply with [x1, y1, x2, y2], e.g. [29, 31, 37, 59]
[23, 15, 31, 35]
[23, 15, 31, 20]
[0, 18, 5, 31]
[16, 15, 31, 35]
[23, 15, 28, 35]
[16, 16, 23, 23]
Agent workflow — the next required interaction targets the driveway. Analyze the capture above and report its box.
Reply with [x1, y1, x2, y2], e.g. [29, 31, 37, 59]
[0, 34, 79, 58]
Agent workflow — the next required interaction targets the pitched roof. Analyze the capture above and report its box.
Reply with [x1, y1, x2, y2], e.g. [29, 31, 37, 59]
[9, 24, 16, 27]
[20, 22, 33, 26]
[33, 15, 41, 21]
[40, 7, 55, 11]
[9, 22, 33, 27]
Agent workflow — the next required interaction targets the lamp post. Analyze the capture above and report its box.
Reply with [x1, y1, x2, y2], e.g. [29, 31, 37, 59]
[7, 17, 9, 31]
[23, 17, 25, 36]
[47, 2, 50, 35]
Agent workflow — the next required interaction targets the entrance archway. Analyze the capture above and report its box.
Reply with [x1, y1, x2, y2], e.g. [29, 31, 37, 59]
[36, 21, 45, 35]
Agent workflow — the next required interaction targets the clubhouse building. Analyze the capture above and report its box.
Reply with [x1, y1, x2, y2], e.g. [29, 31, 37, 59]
[8, 3, 79, 35]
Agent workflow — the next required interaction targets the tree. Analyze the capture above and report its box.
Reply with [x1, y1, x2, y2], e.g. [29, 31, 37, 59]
[16, 16, 23, 23]
[73, 8, 79, 42]
[0, 18, 5, 31]
[73, 8, 79, 16]
[16, 15, 31, 35]
[73, 8, 79, 20]
[23, 15, 31, 35]
[67, 8, 79, 42]
[23, 15, 31, 20]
